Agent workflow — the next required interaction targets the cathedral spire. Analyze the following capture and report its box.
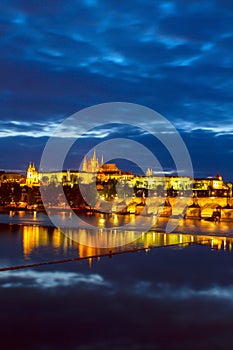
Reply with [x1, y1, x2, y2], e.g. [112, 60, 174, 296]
[82, 155, 87, 172]
[93, 148, 97, 162]
[91, 149, 99, 172]
[101, 155, 104, 166]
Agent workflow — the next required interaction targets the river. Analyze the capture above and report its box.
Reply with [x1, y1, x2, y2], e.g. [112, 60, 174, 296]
[0, 211, 233, 349]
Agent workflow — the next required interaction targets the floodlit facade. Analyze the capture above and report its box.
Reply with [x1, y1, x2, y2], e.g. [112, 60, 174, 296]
[2, 150, 230, 199]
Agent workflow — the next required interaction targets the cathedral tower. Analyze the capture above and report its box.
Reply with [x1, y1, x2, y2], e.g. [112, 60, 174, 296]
[26, 162, 39, 187]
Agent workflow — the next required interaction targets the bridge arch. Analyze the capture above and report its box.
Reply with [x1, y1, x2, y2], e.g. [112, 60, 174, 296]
[201, 203, 222, 218]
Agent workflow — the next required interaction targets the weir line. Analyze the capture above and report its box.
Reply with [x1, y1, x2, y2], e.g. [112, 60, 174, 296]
[0, 240, 211, 272]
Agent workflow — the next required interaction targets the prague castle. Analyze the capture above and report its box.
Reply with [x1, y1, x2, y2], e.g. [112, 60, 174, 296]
[23, 150, 132, 186]
[0, 150, 231, 198]
[0, 150, 232, 220]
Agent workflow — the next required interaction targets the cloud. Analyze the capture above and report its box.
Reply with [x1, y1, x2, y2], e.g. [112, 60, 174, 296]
[1, 266, 233, 305]
[0, 120, 58, 137]
[174, 120, 233, 136]
[133, 281, 233, 302]
[0, 270, 108, 289]
[0, 0, 232, 178]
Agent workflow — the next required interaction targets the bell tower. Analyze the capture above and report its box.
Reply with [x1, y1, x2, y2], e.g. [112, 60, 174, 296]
[26, 162, 39, 187]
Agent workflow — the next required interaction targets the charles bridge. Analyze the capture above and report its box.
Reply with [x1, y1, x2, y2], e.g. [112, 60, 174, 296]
[96, 196, 233, 220]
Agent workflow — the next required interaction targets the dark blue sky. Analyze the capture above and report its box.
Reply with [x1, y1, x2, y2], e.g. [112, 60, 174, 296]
[0, 0, 233, 180]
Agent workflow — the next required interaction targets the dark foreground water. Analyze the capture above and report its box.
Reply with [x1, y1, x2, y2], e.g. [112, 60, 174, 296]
[0, 212, 233, 350]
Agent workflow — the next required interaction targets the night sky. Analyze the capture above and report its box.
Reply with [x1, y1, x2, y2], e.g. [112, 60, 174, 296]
[0, 0, 233, 180]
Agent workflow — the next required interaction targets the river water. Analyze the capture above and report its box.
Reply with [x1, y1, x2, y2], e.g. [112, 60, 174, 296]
[0, 211, 233, 349]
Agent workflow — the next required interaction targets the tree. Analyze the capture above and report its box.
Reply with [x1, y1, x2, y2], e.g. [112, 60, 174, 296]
[41, 176, 49, 185]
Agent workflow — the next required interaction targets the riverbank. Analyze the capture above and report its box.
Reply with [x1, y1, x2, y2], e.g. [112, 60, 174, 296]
[1, 202, 233, 222]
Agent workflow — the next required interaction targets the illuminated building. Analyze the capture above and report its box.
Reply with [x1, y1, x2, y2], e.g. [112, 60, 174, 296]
[26, 162, 39, 187]
[0, 172, 23, 183]
[82, 149, 102, 173]
[3, 153, 232, 202]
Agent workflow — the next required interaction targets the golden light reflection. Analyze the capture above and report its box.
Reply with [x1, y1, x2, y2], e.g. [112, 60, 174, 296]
[112, 214, 119, 225]
[130, 214, 135, 224]
[98, 218, 106, 227]
[23, 226, 43, 259]
[88, 258, 93, 268]
[22, 224, 233, 262]
[224, 238, 227, 250]
[22, 225, 72, 259]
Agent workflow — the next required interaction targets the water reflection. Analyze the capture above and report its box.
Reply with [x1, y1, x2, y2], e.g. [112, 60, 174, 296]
[1, 213, 233, 350]
[1, 211, 233, 234]
[1, 210, 233, 269]
[22, 225, 233, 263]
[22, 226, 73, 259]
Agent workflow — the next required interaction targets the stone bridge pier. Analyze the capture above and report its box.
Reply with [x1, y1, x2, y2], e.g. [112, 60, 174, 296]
[168, 197, 233, 220]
